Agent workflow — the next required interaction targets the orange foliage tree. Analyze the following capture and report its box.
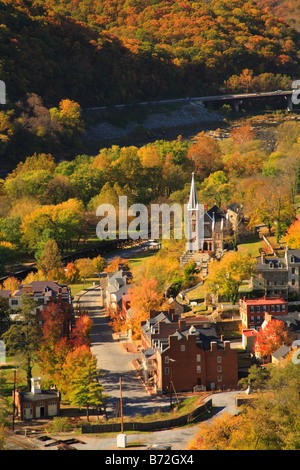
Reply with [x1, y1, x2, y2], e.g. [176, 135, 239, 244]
[187, 132, 222, 180]
[128, 278, 164, 339]
[285, 218, 300, 249]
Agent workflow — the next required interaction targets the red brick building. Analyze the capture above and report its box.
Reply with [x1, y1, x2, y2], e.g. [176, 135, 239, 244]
[14, 378, 60, 421]
[141, 310, 238, 394]
[239, 296, 288, 329]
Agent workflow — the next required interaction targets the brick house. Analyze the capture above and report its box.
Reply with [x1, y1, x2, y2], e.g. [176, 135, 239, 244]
[140, 310, 238, 394]
[239, 296, 288, 329]
[14, 378, 60, 421]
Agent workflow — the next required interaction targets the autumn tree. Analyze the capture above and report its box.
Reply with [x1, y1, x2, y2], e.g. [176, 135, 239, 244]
[75, 258, 95, 282]
[199, 171, 234, 207]
[41, 303, 71, 345]
[49, 99, 85, 146]
[1, 276, 19, 292]
[187, 132, 222, 181]
[36, 239, 64, 280]
[205, 252, 257, 304]
[243, 176, 295, 240]
[2, 295, 41, 389]
[285, 218, 300, 249]
[188, 361, 300, 450]
[62, 345, 105, 420]
[65, 262, 80, 284]
[71, 315, 93, 348]
[105, 256, 129, 273]
[93, 255, 107, 275]
[254, 319, 296, 360]
[128, 278, 164, 339]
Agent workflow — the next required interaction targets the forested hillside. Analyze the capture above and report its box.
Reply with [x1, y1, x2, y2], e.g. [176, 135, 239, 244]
[255, 0, 300, 32]
[1, 0, 299, 108]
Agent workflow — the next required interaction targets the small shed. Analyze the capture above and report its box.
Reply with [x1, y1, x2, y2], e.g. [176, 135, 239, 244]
[242, 329, 258, 352]
[14, 378, 60, 421]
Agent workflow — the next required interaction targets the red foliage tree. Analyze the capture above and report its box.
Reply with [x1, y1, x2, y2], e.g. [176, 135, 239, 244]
[254, 319, 295, 359]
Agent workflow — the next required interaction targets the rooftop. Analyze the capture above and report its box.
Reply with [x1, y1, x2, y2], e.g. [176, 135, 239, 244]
[242, 297, 287, 305]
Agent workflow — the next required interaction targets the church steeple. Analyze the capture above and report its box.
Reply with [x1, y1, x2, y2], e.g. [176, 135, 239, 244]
[188, 172, 198, 210]
[186, 172, 202, 252]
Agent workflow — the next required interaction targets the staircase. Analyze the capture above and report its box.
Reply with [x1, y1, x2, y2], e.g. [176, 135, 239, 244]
[180, 251, 194, 267]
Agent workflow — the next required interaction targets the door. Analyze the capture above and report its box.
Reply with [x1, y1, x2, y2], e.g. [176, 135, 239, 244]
[24, 407, 33, 420]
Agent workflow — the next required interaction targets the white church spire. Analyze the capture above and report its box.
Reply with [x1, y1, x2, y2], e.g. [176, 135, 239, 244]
[186, 172, 203, 252]
[188, 172, 198, 210]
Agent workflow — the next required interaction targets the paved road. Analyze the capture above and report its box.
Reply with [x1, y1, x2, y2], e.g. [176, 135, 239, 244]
[71, 287, 245, 450]
[81, 287, 170, 418]
[35, 391, 242, 451]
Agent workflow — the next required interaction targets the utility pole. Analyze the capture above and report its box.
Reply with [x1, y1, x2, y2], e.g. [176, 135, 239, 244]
[119, 377, 123, 434]
[116, 376, 127, 448]
[12, 369, 16, 432]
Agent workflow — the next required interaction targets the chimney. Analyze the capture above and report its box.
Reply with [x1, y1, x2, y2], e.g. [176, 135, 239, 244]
[210, 341, 217, 351]
[204, 204, 208, 212]
[31, 377, 42, 394]
[261, 251, 266, 264]
[178, 320, 186, 331]
[149, 309, 158, 318]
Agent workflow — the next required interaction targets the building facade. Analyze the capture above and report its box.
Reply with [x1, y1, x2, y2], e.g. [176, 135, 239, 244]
[239, 296, 288, 329]
[140, 310, 238, 394]
[256, 248, 300, 299]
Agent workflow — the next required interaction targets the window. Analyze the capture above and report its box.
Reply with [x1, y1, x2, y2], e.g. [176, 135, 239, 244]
[263, 305, 267, 312]
[11, 300, 18, 305]
[217, 376, 222, 382]
[181, 345, 185, 352]
[292, 279, 296, 286]
[281, 305, 286, 311]
[165, 367, 169, 375]
[165, 356, 169, 364]
[256, 306, 261, 312]
[250, 316, 255, 323]
[196, 354, 201, 362]
[197, 365, 201, 374]
[250, 306, 255, 313]
[269, 262, 274, 269]
[217, 356, 222, 363]
[217, 366, 222, 372]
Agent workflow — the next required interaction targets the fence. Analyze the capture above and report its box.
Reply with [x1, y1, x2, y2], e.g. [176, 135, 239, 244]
[81, 398, 212, 434]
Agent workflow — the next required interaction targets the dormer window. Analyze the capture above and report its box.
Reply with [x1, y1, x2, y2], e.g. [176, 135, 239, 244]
[290, 256, 295, 263]
[278, 262, 282, 268]
[269, 262, 274, 269]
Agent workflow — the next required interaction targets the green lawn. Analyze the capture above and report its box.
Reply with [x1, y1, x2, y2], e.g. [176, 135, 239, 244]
[127, 252, 156, 269]
[237, 235, 265, 257]
[69, 278, 100, 296]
